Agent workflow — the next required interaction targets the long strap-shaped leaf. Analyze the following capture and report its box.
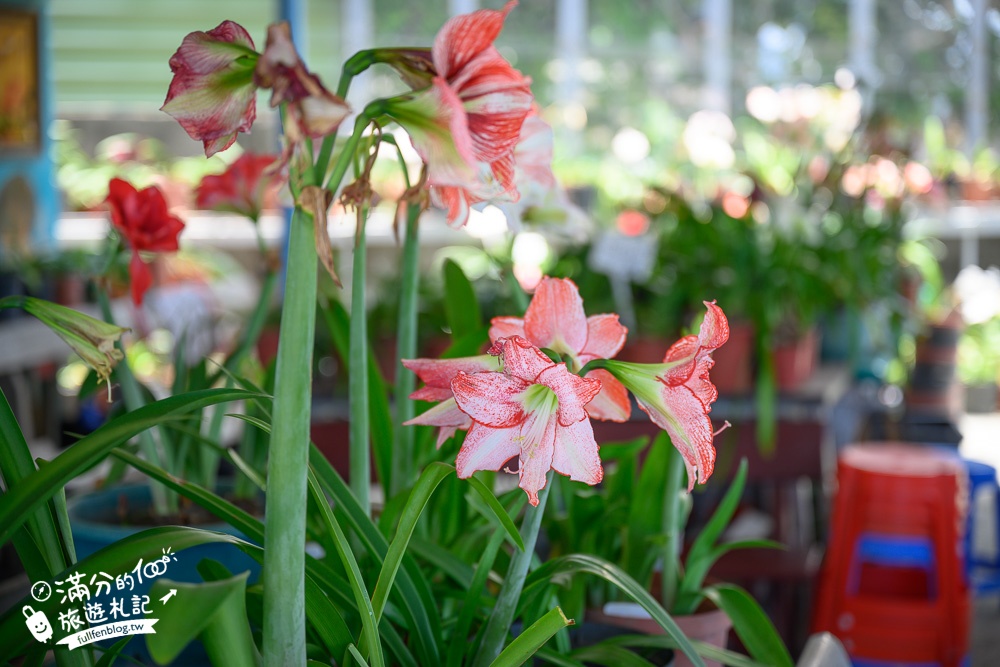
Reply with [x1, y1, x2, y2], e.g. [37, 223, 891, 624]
[309, 445, 442, 665]
[522, 553, 703, 667]
[488, 607, 573, 667]
[307, 470, 385, 667]
[0, 387, 70, 576]
[704, 584, 793, 667]
[371, 462, 452, 621]
[446, 528, 506, 667]
[110, 449, 359, 661]
[0, 388, 259, 547]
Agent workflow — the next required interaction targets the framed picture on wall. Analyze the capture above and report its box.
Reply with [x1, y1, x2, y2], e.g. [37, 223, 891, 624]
[0, 8, 40, 155]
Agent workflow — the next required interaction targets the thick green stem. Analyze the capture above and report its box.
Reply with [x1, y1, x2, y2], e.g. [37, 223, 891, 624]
[262, 207, 318, 667]
[472, 473, 553, 667]
[350, 209, 371, 516]
[661, 447, 686, 612]
[97, 291, 174, 516]
[390, 204, 421, 497]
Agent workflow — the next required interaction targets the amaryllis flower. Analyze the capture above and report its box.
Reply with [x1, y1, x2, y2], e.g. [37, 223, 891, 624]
[489, 277, 631, 422]
[106, 178, 185, 305]
[603, 302, 730, 489]
[452, 336, 602, 506]
[497, 113, 584, 233]
[196, 152, 280, 221]
[161, 21, 259, 157]
[254, 22, 350, 142]
[383, 0, 533, 226]
[402, 355, 498, 447]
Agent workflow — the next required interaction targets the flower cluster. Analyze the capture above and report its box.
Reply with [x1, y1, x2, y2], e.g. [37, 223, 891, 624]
[161, 2, 551, 229]
[405, 277, 729, 504]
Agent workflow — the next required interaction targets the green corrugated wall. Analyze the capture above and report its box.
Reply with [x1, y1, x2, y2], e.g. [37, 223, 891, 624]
[51, 0, 343, 110]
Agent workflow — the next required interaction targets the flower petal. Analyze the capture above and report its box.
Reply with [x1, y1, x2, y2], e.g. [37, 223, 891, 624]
[489, 316, 525, 342]
[129, 252, 153, 306]
[584, 370, 631, 422]
[403, 355, 497, 389]
[523, 277, 588, 355]
[404, 398, 472, 448]
[515, 409, 557, 506]
[636, 384, 716, 490]
[698, 300, 730, 350]
[579, 314, 628, 364]
[456, 421, 521, 478]
[536, 363, 601, 426]
[452, 371, 528, 427]
[551, 418, 603, 486]
[410, 386, 454, 402]
[431, 0, 516, 81]
[494, 336, 554, 382]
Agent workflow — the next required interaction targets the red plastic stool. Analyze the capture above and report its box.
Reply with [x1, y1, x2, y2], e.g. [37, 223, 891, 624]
[813, 443, 971, 667]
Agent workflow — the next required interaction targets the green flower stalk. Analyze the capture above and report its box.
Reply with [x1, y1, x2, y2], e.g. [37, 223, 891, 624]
[0, 296, 128, 396]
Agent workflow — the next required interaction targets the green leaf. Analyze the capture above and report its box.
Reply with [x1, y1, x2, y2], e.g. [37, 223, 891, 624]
[443, 258, 482, 339]
[95, 636, 134, 667]
[147, 573, 260, 667]
[466, 474, 525, 551]
[306, 470, 385, 667]
[308, 445, 442, 666]
[570, 643, 656, 667]
[489, 607, 573, 667]
[704, 584, 793, 667]
[625, 433, 669, 580]
[407, 537, 474, 589]
[535, 647, 587, 667]
[0, 388, 259, 547]
[372, 463, 453, 621]
[676, 540, 784, 615]
[755, 353, 776, 452]
[523, 554, 704, 667]
[0, 388, 71, 577]
[446, 528, 507, 667]
[108, 449, 356, 663]
[601, 635, 770, 667]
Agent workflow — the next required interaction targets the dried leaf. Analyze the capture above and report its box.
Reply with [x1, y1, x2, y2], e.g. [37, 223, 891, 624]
[301, 185, 340, 287]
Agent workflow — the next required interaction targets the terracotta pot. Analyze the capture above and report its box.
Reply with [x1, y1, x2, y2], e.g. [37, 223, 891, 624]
[619, 337, 673, 363]
[711, 321, 753, 395]
[774, 328, 819, 391]
[587, 603, 732, 667]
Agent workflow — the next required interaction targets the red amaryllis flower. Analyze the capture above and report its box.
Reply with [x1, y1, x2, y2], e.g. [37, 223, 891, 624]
[489, 277, 631, 422]
[161, 21, 260, 157]
[196, 152, 281, 221]
[603, 302, 729, 489]
[254, 22, 350, 142]
[401, 355, 498, 447]
[106, 178, 185, 305]
[384, 0, 533, 226]
[452, 336, 602, 506]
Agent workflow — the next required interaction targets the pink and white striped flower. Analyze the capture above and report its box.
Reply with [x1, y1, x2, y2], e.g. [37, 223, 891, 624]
[451, 336, 602, 506]
[384, 1, 534, 226]
[603, 301, 730, 489]
[489, 277, 631, 422]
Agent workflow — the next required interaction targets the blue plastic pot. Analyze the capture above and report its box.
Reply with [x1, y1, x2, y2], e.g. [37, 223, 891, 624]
[67, 483, 261, 665]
